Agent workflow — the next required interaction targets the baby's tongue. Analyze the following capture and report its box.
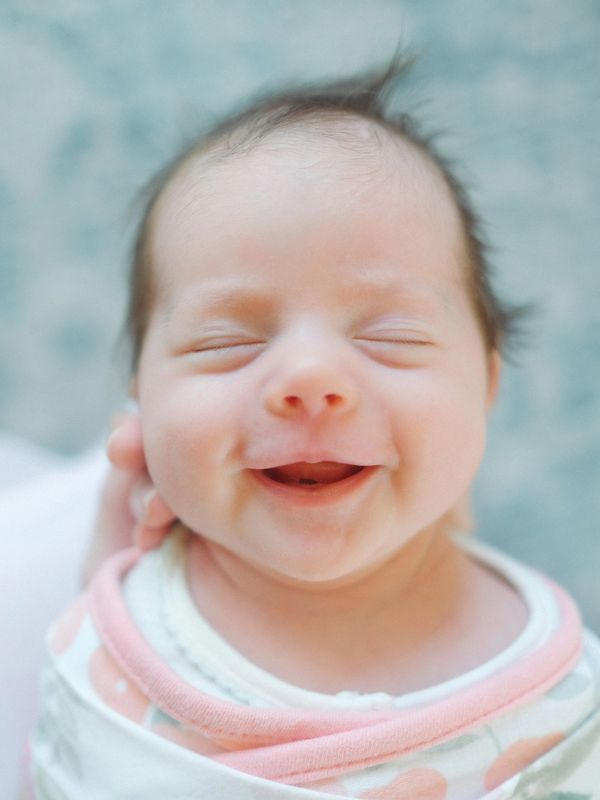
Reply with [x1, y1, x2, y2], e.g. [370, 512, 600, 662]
[267, 461, 361, 485]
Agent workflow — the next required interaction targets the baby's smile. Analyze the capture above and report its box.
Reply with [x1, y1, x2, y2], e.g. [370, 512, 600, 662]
[263, 461, 364, 486]
[247, 461, 382, 509]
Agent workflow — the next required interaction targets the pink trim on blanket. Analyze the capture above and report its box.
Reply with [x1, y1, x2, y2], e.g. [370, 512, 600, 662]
[90, 549, 392, 741]
[89, 547, 582, 783]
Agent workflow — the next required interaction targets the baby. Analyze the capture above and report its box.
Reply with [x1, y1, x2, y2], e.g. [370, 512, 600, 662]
[29, 60, 600, 798]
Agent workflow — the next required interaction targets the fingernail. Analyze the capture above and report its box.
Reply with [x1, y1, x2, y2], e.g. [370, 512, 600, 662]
[129, 485, 150, 521]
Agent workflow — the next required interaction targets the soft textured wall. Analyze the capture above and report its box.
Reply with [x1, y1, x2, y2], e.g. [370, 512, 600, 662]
[1, 2, 599, 625]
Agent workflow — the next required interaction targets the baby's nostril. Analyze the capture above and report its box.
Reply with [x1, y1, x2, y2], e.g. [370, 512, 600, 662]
[284, 395, 301, 408]
[325, 393, 343, 406]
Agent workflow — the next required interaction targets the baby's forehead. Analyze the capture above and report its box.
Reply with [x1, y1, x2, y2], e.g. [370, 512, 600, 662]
[143, 119, 471, 317]
[158, 116, 455, 218]
[145, 123, 468, 312]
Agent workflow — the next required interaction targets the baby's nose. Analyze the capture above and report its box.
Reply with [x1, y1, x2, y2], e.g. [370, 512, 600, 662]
[263, 361, 359, 419]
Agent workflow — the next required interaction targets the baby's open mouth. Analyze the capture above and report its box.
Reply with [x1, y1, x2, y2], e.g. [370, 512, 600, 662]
[263, 462, 364, 486]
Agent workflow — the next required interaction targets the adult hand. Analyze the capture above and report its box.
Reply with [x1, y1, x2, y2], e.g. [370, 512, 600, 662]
[81, 412, 175, 585]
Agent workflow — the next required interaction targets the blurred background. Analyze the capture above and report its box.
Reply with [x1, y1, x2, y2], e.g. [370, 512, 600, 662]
[0, 2, 598, 620]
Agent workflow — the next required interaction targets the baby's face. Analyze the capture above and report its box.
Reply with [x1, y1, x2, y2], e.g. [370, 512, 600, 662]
[136, 137, 498, 585]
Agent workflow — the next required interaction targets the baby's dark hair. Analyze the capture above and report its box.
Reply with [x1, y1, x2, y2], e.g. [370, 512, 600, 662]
[126, 54, 525, 370]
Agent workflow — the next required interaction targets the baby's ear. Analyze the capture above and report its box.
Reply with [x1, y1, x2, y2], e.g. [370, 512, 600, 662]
[486, 350, 502, 409]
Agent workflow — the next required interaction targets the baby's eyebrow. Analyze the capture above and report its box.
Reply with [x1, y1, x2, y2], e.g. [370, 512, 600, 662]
[164, 278, 275, 322]
[164, 271, 447, 324]
[336, 272, 447, 314]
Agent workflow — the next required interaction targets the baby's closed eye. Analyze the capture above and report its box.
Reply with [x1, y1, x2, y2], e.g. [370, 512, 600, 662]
[352, 322, 436, 366]
[181, 335, 267, 372]
[190, 337, 266, 352]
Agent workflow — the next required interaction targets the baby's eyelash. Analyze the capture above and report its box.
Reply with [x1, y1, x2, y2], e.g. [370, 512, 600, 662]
[192, 340, 265, 353]
[354, 335, 431, 345]
[179, 338, 267, 373]
[352, 334, 434, 366]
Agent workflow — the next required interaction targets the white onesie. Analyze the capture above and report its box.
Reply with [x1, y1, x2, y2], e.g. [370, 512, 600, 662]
[30, 527, 600, 799]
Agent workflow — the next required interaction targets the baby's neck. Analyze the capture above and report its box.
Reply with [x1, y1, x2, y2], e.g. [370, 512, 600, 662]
[185, 527, 528, 695]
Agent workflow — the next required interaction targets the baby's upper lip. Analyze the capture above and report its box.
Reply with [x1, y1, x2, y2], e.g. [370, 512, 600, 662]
[244, 452, 380, 470]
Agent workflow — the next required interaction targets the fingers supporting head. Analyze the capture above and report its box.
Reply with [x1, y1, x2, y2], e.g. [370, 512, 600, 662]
[129, 480, 176, 528]
[132, 490, 176, 551]
[106, 406, 177, 554]
[133, 521, 172, 552]
[107, 412, 146, 470]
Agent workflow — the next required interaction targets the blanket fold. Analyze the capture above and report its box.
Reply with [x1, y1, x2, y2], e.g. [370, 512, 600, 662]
[30, 542, 600, 798]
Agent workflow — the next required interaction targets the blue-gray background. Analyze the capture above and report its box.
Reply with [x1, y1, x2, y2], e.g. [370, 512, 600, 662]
[1, 2, 599, 626]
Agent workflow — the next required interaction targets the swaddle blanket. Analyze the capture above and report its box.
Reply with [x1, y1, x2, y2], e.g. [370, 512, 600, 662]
[31, 532, 600, 799]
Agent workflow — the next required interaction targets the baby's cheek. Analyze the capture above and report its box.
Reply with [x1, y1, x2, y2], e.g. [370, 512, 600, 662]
[141, 399, 205, 475]
[142, 392, 238, 518]
[422, 387, 487, 465]
[389, 383, 487, 520]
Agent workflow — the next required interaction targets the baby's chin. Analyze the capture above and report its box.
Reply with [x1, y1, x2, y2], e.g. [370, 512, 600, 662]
[232, 535, 414, 592]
